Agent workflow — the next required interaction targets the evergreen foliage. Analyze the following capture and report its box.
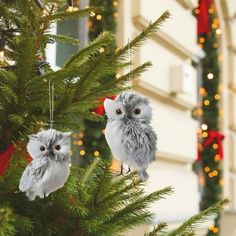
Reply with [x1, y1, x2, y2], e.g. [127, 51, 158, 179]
[196, 2, 223, 235]
[0, 1, 228, 235]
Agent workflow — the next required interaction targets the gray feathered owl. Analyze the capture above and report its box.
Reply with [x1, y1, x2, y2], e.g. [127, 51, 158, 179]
[104, 92, 157, 181]
[19, 129, 72, 201]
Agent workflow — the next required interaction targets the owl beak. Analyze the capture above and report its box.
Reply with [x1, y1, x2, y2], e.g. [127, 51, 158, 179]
[47, 147, 54, 157]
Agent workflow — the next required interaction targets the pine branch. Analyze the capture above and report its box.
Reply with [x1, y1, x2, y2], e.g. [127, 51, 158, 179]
[50, 7, 102, 21]
[0, 208, 15, 236]
[144, 223, 168, 236]
[45, 34, 80, 46]
[81, 158, 100, 187]
[116, 11, 170, 57]
[165, 199, 229, 236]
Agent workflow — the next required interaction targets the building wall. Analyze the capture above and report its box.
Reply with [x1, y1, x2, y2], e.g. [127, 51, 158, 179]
[117, 0, 210, 234]
[217, 0, 236, 235]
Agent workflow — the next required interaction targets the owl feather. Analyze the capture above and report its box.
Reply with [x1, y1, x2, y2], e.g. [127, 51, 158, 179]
[19, 129, 72, 201]
[104, 92, 157, 181]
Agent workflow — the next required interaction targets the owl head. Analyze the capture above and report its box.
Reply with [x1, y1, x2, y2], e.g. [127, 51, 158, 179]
[104, 92, 152, 124]
[27, 129, 72, 161]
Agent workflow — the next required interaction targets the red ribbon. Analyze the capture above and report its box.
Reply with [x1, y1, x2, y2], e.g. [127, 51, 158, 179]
[93, 95, 116, 116]
[204, 130, 225, 159]
[0, 144, 15, 176]
[197, 0, 213, 34]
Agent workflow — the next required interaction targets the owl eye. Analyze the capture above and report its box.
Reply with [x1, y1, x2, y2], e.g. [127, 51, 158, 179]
[55, 145, 61, 150]
[116, 108, 122, 115]
[40, 146, 46, 151]
[134, 108, 141, 115]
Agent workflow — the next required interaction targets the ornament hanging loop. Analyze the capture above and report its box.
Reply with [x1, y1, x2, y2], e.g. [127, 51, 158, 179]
[49, 79, 54, 129]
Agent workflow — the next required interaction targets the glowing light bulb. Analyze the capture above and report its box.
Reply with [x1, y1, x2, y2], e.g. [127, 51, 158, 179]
[201, 124, 208, 130]
[80, 150, 86, 156]
[199, 37, 205, 43]
[204, 99, 210, 106]
[202, 131, 208, 138]
[116, 73, 121, 79]
[113, 1, 119, 7]
[214, 154, 220, 162]
[195, 9, 200, 14]
[208, 8, 214, 14]
[113, 12, 119, 17]
[96, 14, 102, 20]
[213, 143, 218, 149]
[94, 151, 100, 157]
[216, 28, 222, 35]
[204, 166, 210, 173]
[214, 94, 220, 100]
[78, 140, 83, 146]
[207, 73, 214, 79]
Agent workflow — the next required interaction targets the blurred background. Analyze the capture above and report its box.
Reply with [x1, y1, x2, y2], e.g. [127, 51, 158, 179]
[46, 0, 236, 235]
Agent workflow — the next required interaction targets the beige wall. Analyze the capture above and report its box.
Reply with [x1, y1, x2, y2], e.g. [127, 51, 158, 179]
[217, 0, 236, 235]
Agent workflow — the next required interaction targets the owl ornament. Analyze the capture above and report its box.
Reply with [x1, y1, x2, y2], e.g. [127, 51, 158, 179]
[104, 92, 157, 181]
[19, 129, 72, 201]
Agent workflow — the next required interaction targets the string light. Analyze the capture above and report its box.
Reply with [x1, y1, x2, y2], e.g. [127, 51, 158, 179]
[207, 73, 214, 79]
[77, 140, 83, 146]
[204, 166, 210, 173]
[80, 150, 86, 156]
[94, 151, 100, 157]
[96, 14, 102, 20]
[204, 99, 210, 106]
[116, 73, 121, 79]
[212, 170, 218, 176]
[213, 43, 218, 48]
[199, 87, 205, 95]
[213, 143, 218, 149]
[113, 12, 119, 18]
[199, 37, 205, 43]
[208, 8, 214, 14]
[113, 1, 119, 7]
[214, 94, 220, 100]
[208, 172, 214, 178]
[212, 23, 217, 29]
[195, 8, 200, 14]
[216, 28, 222, 35]
[202, 131, 208, 138]
[201, 124, 208, 130]
[214, 154, 220, 162]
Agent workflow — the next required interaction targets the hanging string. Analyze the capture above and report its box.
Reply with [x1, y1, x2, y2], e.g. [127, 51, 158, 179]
[49, 80, 54, 128]
[128, 38, 133, 80]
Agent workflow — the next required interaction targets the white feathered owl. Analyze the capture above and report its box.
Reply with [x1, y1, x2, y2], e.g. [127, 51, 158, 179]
[19, 129, 72, 201]
[104, 92, 157, 181]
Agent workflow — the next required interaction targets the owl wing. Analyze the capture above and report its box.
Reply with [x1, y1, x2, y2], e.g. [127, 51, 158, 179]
[122, 124, 157, 168]
[19, 158, 49, 192]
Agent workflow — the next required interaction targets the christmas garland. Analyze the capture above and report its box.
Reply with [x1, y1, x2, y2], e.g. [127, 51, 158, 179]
[196, 0, 224, 235]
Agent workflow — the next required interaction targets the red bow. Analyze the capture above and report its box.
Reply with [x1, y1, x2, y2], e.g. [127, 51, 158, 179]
[204, 130, 225, 159]
[0, 144, 15, 176]
[93, 95, 116, 116]
[197, 0, 213, 34]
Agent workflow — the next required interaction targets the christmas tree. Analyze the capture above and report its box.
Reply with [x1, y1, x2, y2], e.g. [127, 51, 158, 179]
[0, 0, 228, 235]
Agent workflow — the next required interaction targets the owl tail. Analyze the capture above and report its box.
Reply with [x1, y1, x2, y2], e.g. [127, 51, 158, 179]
[139, 169, 149, 181]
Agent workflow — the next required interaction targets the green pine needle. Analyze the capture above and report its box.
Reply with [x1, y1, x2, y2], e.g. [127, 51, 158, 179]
[166, 199, 229, 236]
